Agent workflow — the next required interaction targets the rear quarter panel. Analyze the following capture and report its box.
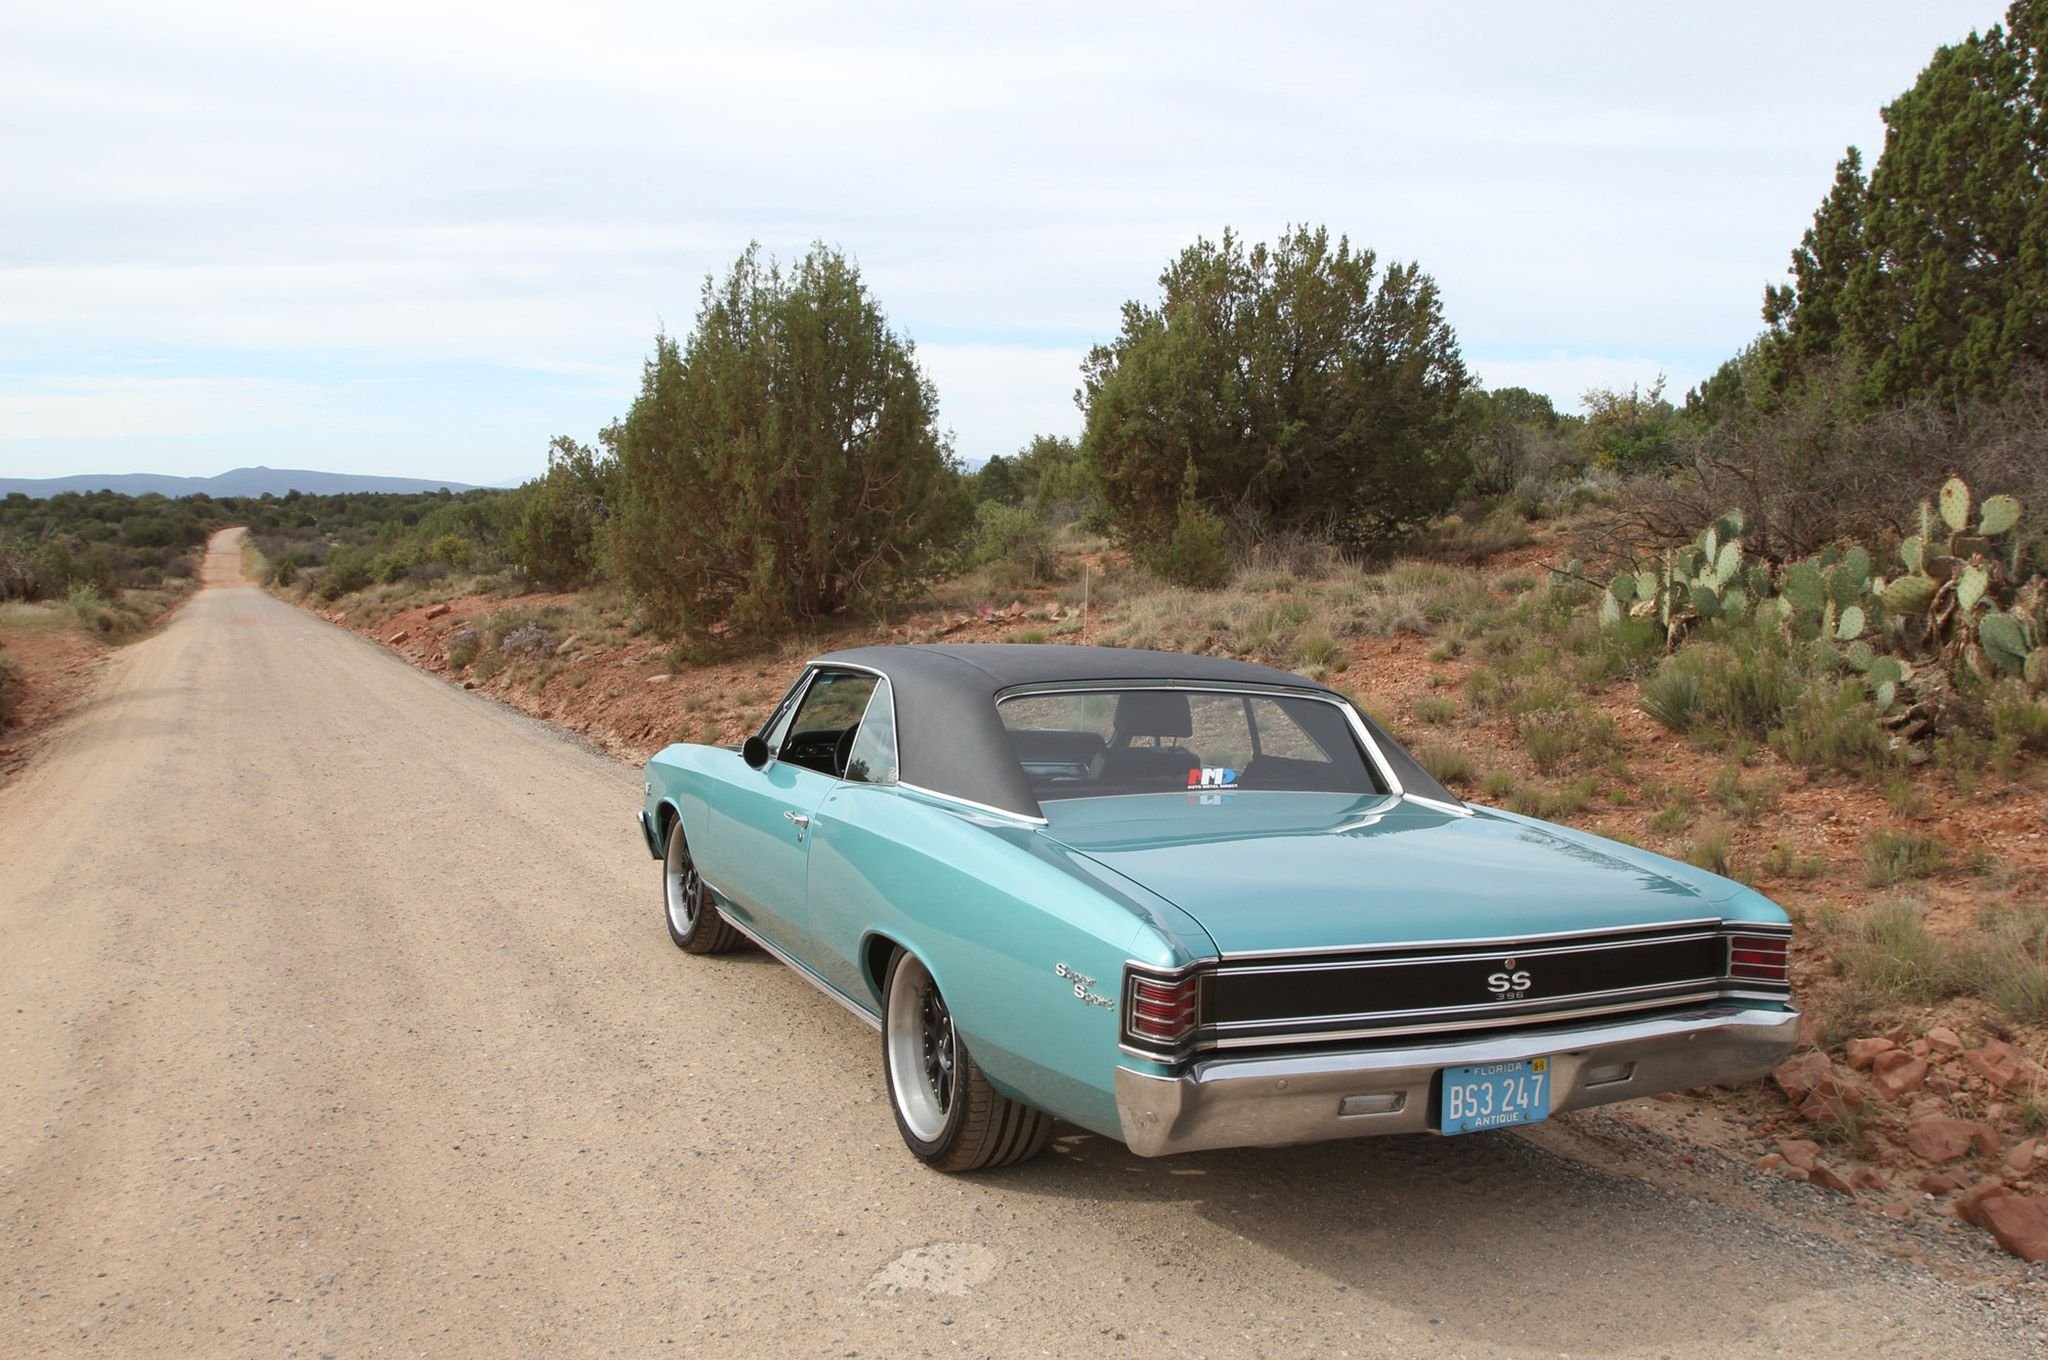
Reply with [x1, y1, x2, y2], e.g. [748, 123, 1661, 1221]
[807, 784, 1213, 1139]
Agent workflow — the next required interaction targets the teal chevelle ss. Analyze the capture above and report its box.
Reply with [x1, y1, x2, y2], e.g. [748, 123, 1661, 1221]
[638, 644, 1798, 1171]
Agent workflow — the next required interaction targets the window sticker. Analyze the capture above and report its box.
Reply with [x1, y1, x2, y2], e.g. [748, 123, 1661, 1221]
[1187, 766, 1238, 789]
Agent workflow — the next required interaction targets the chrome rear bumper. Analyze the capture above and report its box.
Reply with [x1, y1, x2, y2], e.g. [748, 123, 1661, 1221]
[1114, 1004, 1798, 1157]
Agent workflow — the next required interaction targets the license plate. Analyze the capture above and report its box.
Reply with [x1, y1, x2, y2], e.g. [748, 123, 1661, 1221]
[1441, 1057, 1550, 1134]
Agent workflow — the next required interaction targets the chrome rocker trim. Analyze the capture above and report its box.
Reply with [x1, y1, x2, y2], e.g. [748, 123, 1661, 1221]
[1113, 1003, 1799, 1157]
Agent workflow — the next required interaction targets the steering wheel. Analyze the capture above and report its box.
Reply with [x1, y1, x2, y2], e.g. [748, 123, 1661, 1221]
[834, 725, 859, 778]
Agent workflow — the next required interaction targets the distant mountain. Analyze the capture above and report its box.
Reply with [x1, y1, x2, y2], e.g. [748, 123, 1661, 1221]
[0, 466, 486, 499]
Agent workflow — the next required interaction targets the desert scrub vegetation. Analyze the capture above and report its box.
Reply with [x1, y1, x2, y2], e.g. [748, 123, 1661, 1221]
[0, 641, 18, 725]
[1812, 898, 2048, 1033]
[1862, 829, 1947, 887]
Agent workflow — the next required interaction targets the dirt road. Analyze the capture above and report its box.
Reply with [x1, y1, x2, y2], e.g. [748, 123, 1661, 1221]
[2, 528, 2041, 1358]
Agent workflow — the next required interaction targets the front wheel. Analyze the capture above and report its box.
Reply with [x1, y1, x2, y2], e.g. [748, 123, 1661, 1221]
[662, 818, 742, 955]
[882, 951, 1052, 1171]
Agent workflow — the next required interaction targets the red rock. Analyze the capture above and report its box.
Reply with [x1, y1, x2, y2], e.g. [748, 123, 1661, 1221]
[1924, 1026, 1964, 1053]
[1777, 1139, 1823, 1172]
[1955, 1178, 2012, 1227]
[1910, 1039, 1931, 1058]
[1845, 1038, 1895, 1071]
[1904, 1118, 1995, 1165]
[387, 630, 409, 645]
[1906, 1096, 1949, 1124]
[1881, 1200, 1916, 1219]
[1883, 1022, 1914, 1044]
[1851, 1166, 1890, 1191]
[1918, 1170, 1970, 1195]
[1980, 1194, 2048, 1263]
[1798, 1077, 1866, 1122]
[1924, 1070, 1959, 1097]
[2008, 1138, 2042, 1175]
[1773, 1053, 1836, 1102]
[1870, 1051, 1929, 1100]
[1963, 1040, 2026, 1092]
[1808, 1164, 1856, 1195]
[1754, 1153, 1786, 1171]
[425, 603, 450, 620]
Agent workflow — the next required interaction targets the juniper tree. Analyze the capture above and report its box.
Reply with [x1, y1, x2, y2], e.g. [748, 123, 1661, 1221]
[611, 245, 963, 637]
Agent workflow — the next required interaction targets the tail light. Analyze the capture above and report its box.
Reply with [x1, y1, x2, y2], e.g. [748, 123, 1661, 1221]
[1124, 968, 1201, 1056]
[1727, 932, 1790, 985]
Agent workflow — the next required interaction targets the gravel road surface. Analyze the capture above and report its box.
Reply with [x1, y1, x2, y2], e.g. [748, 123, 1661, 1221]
[3, 529, 2043, 1358]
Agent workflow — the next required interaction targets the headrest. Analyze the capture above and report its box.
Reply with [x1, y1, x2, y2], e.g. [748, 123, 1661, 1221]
[1114, 690, 1192, 739]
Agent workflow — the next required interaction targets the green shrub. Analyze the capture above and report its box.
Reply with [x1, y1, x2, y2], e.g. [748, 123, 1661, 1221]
[1835, 899, 1961, 1003]
[1684, 821, 1736, 877]
[1290, 633, 1346, 675]
[1862, 829, 1947, 887]
[1638, 667, 1702, 731]
[1417, 745, 1475, 788]
[1971, 905, 2048, 1023]
[427, 533, 475, 570]
[1153, 470, 1233, 588]
[318, 545, 374, 601]
[1506, 777, 1599, 819]
[1761, 840, 1826, 880]
[1709, 763, 1781, 818]
[1414, 696, 1457, 724]
[1772, 679, 1895, 776]
[970, 500, 1059, 582]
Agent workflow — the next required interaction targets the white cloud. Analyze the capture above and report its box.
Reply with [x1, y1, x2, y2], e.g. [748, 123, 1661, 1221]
[914, 344, 1089, 462]
[0, 0, 1993, 477]
[0, 375, 317, 441]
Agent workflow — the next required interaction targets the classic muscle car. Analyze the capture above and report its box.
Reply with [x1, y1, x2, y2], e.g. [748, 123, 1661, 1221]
[638, 644, 1798, 1171]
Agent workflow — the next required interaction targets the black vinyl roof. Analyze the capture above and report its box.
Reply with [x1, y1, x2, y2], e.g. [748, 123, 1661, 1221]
[807, 643, 1455, 819]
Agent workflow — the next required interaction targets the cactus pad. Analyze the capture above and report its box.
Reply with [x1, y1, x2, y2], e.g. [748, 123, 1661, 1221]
[1883, 575, 1938, 614]
[1979, 493, 2022, 537]
[1940, 476, 1971, 533]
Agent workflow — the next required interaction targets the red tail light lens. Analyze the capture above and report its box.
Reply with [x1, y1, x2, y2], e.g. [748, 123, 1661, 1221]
[1727, 933, 1790, 984]
[1126, 972, 1200, 1049]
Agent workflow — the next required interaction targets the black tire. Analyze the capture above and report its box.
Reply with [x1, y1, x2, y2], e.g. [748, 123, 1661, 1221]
[662, 817, 743, 955]
[881, 951, 1052, 1171]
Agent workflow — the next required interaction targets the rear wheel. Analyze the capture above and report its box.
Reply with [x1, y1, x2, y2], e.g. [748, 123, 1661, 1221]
[662, 818, 742, 955]
[882, 951, 1052, 1170]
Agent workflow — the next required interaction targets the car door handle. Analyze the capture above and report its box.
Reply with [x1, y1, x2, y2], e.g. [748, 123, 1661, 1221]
[784, 812, 810, 829]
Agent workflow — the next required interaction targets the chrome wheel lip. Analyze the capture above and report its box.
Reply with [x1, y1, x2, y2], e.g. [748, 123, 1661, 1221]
[886, 955, 954, 1143]
[663, 828, 701, 937]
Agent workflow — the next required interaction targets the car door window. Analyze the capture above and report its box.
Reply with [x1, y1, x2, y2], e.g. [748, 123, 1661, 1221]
[777, 670, 878, 776]
[843, 677, 898, 785]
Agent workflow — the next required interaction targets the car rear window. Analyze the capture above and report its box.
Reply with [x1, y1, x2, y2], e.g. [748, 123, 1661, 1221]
[996, 688, 1388, 800]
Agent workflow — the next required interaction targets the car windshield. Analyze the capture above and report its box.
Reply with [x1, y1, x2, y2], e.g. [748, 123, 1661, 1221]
[996, 688, 1388, 800]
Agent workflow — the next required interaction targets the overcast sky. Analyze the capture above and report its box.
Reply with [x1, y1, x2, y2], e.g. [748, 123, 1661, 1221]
[0, 1, 2005, 486]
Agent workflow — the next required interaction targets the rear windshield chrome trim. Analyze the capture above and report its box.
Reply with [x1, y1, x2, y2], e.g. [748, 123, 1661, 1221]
[1402, 793, 1471, 818]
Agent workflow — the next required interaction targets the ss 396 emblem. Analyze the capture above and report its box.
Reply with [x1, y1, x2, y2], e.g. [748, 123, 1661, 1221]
[1486, 957, 1532, 999]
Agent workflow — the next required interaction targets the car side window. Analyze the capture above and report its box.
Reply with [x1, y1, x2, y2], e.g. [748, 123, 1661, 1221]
[777, 670, 879, 776]
[843, 677, 898, 785]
